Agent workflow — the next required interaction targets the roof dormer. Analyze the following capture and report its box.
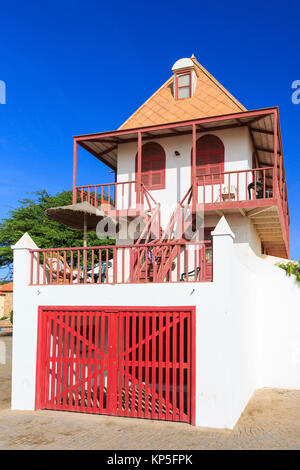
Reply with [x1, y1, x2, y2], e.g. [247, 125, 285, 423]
[172, 57, 197, 100]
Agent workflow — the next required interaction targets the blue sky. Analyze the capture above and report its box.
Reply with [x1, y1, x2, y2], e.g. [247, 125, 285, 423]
[0, 0, 299, 269]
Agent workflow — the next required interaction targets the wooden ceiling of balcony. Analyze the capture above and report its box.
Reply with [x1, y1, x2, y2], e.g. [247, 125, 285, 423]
[248, 206, 287, 258]
[204, 204, 287, 258]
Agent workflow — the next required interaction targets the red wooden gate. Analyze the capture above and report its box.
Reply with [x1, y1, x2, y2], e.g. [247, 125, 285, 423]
[36, 307, 195, 424]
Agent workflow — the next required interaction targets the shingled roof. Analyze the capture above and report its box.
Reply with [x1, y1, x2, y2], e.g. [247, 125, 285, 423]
[0, 282, 13, 293]
[119, 56, 247, 130]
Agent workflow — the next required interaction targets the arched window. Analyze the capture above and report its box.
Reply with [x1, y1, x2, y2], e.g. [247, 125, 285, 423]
[192, 135, 225, 185]
[135, 142, 166, 190]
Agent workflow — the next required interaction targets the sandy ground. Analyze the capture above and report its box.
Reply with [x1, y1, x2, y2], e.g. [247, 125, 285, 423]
[0, 332, 299, 450]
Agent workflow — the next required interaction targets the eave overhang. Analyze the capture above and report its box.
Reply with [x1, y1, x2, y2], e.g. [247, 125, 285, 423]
[73, 107, 284, 174]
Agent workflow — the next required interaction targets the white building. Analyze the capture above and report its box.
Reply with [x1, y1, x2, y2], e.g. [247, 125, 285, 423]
[11, 56, 299, 429]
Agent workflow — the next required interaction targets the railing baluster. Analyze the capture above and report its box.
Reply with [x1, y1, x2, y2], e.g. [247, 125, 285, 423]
[99, 248, 102, 284]
[106, 248, 109, 283]
[177, 245, 181, 282]
[114, 246, 117, 283]
[121, 183, 124, 210]
[129, 182, 132, 209]
[83, 248, 87, 283]
[199, 246, 203, 281]
[184, 245, 188, 281]
[194, 245, 197, 281]
[30, 251, 34, 285]
[36, 251, 40, 285]
[145, 247, 148, 283]
[100, 185, 103, 206]
[70, 250, 73, 285]
[56, 250, 59, 285]
[122, 247, 125, 283]
[91, 249, 95, 284]
[108, 185, 111, 207]
[77, 249, 80, 284]
[49, 251, 53, 284]
[43, 251, 46, 285]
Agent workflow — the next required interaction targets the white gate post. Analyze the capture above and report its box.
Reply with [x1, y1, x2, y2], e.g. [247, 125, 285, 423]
[11, 233, 39, 410]
[196, 216, 238, 428]
[211, 215, 235, 287]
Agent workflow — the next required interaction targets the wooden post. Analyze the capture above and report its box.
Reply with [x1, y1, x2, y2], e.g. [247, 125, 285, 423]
[279, 154, 283, 197]
[72, 140, 77, 204]
[83, 213, 87, 247]
[273, 111, 278, 199]
[137, 131, 142, 208]
[192, 124, 197, 212]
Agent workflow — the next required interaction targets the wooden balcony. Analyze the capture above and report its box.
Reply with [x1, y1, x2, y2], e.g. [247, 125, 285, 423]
[193, 167, 289, 258]
[72, 107, 289, 258]
[195, 167, 274, 207]
[75, 181, 157, 219]
[74, 164, 289, 259]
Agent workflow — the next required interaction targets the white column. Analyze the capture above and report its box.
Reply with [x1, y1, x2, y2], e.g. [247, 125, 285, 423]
[196, 216, 238, 428]
[211, 216, 235, 283]
[11, 233, 39, 410]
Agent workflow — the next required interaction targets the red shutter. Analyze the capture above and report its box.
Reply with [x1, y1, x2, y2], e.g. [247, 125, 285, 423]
[141, 159, 150, 186]
[150, 157, 164, 187]
[136, 143, 165, 190]
[196, 147, 208, 183]
[193, 135, 224, 185]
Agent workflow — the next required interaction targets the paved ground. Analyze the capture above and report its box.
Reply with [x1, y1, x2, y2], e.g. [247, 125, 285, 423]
[0, 332, 299, 450]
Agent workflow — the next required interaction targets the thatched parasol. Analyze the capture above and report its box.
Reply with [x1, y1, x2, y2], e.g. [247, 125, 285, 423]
[45, 202, 106, 247]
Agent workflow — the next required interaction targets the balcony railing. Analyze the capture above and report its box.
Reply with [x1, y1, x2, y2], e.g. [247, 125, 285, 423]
[195, 167, 274, 205]
[75, 181, 158, 214]
[76, 181, 135, 210]
[29, 241, 212, 286]
[277, 177, 289, 249]
[73, 166, 288, 255]
[76, 168, 275, 211]
[193, 165, 289, 253]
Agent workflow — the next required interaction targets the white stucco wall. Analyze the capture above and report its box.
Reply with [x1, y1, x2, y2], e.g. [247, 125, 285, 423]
[11, 220, 300, 429]
[242, 251, 300, 390]
[116, 127, 258, 252]
[117, 127, 253, 225]
[205, 213, 262, 258]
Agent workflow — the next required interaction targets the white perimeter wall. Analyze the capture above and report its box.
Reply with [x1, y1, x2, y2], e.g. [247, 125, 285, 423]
[11, 219, 300, 429]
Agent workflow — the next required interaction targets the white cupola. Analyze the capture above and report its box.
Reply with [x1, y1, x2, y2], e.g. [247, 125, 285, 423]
[172, 57, 197, 100]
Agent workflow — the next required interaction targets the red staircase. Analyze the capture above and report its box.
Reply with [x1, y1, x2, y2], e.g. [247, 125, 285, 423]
[132, 185, 198, 283]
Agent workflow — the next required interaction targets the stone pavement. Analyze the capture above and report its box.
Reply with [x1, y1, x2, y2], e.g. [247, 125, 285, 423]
[0, 333, 299, 450]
